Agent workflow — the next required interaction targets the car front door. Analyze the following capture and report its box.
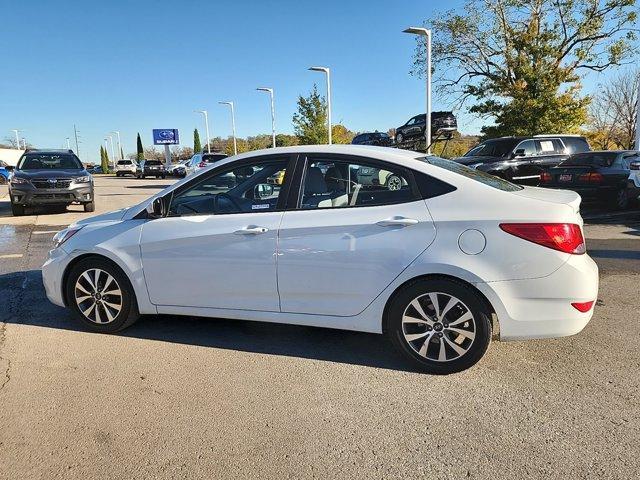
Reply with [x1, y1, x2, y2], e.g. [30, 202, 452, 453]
[139, 155, 293, 311]
[277, 154, 436, 316]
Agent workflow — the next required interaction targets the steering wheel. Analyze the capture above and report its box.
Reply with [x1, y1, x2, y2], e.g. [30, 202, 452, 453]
[214, 192, 243, 213]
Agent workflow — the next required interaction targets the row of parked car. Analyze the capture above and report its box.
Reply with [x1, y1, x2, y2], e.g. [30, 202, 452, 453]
[112, 153, 229, 180]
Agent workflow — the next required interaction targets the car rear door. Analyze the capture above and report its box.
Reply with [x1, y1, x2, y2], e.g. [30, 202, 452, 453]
[277, 154, 436, 316]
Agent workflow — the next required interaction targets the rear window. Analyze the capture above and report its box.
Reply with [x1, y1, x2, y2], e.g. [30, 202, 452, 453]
[145, 160, 162, 166]
[117, 160, 132, 165]
[464, 139, 518, 158]
[423, 156, 523, 192]
[560, 152, 618, 167]
[18, 153, 83, 170]
[561, 137, 590, 154]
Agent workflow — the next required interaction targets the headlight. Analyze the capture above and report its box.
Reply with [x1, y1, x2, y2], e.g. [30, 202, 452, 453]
[52, 226, 84, 249]
[10, 176, 29, 185]
[75, 175, 91, 183]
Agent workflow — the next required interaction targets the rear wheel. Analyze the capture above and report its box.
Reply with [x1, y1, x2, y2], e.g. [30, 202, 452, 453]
[614, 187, 630, 210]
[84, 201, 95, 212]
[385, 278, 492, 374]
[11, 202, 25, 216]
[65, 257, 139, 333]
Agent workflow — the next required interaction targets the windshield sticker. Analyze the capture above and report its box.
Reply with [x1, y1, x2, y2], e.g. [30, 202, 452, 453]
[252, 204, 270, 210]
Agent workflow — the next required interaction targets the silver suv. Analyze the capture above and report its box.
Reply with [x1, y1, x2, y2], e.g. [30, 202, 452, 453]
[8, 150, 94, 216]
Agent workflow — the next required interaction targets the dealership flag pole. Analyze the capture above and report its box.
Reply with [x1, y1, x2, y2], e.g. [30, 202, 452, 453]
[635, 83, 640, 150]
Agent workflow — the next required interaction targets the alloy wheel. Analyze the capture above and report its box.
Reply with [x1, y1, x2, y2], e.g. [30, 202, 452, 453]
[387, 175, 402, 191]
[74, 268, 122, 324]
[401, 292, 476, 362]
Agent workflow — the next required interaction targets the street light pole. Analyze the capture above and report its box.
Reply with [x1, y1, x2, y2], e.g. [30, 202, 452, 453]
[635, 82, 640, 150]
[195, 110, 211, 153]
[257, 87, 276, 148]
[111, 131, 122, 159]
[403, 27, 432, 154]
[11, 129, 21, 148]
[21, 138, 26, 149]
[66, 137, 71, 149]
[219, 101, 237, 155]
[309, 66, 332, 144]
[107, 135, 116, 170]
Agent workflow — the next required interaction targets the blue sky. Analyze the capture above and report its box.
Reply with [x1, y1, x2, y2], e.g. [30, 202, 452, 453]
[0, 0, 618, 162]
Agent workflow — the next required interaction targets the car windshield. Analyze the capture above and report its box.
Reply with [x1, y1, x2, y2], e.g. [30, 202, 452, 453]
[423, 156, 523, 191]
[18, 153, 83, 170]
[464, 139, 519, 157]
[560, 152, 618, 167]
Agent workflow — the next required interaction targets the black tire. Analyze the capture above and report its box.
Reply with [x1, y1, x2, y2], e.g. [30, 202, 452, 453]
[65, 257, 139, 333]
[141, 174, 146, 179]
[396, 133, 404, 144]
[386, 174, 402, 191]
[115, 172, 121, 177]
[161, 174, 166, 179]
[385, 278, 492, 374]
[0, 176, 7, 185]
[614, 187, 630, 210]
[84, 201, 95, 212]
[11, 202, 25, 216]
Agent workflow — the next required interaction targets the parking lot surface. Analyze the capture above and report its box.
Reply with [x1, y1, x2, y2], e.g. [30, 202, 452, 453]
[1, 176, 639, 479]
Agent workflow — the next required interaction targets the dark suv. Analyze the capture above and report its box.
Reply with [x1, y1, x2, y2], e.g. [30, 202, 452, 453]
[136, 159, 166, 179]
[352, 132, 393, 147]
[395, 112, 457, 145]
[8, 150, 94, 216]
[454, 135, 591, 185]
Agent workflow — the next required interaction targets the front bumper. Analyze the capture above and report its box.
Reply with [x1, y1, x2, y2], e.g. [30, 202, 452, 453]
[476, 253, 599, 341]
[42, 247, 71, 307]
[10, 185, 93, 205]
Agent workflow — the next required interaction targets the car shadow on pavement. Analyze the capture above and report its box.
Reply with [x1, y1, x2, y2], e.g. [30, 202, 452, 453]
[126, 184, 172, 189]
[0, 269, 413, 372]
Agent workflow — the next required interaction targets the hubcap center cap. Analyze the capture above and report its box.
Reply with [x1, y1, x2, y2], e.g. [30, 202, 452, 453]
[433, 323, 443, 332]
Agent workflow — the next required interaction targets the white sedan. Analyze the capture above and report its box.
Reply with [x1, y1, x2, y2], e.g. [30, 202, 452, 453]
[42, 145, 598, 374]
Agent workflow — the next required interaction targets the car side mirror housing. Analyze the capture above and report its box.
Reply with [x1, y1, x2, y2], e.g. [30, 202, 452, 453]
[512, 148, 526, 158]
[5, 165, 14, 171]
[254, 183, 274, 199]
[149, 197, 165, 218]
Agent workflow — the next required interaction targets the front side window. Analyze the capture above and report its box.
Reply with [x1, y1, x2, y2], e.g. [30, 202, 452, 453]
[18, 153, 83, 170]
[169, 158, 288, 216]
[299, 157, 415, 209]
[514, 140, 537, 156]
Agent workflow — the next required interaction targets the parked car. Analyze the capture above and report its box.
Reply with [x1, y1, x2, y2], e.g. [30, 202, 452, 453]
[114, 159, 138, 177]
[540, 150, 640, 210]
[454, 135, 591, 185]
[42, 145, 597, 374]
[168, 159, 190, 177]
[395, 112, 458, 145]
[0, 160, 12, 184]
[352, 132, 393, 147]
[8, 150, 94, 216]
[87, 166, 103, 174]
[185, 152, 228, 176]
[136, 159, 166, 179]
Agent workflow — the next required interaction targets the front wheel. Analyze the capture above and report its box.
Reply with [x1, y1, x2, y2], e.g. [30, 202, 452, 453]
[11, 202, 25, 216]
[65, 257, 139, 333]
[385, 278, 492, 374]
[396, 133, 404, 144]
[84, 201, 95, 212]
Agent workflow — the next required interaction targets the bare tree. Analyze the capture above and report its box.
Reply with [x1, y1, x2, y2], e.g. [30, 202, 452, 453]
[590, 69, 639, 149]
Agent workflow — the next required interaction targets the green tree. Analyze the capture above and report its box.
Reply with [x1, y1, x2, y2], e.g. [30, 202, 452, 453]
[193, 128, 202, 153]
[275, 134, 300, 147]
[136, 133, 144, 161]
[292, 84, 328, 144]
[100, 145, 109, 173]
[331, 124, 355, 144]
[412, 0, 638, 137]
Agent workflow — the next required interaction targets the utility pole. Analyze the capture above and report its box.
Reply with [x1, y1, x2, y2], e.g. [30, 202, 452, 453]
[74, 125, 80, 158]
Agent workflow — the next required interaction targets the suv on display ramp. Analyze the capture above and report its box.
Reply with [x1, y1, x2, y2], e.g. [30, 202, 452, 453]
[8, 150, 94, 216]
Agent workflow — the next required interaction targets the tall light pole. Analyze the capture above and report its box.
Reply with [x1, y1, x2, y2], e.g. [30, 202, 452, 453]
[104, 138, 110, 167]
[309, 66, 332, 144]
[257, 87, 276, 148]
[111, 131, 122, 159]
[107, 135, 116, 170]
[11, 129, 21, 148]
[195, 110, 211, 153]
[21, 138, 26, 149]
[74, 125, 81, 159]
[635, 82, 640, 150]
[403, 27, 432, 154]
[66, 137, 71, 149]
[219, 101, 237, 155]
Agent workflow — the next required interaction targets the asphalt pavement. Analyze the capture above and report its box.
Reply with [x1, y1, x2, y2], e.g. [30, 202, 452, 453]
[1, 176, 639, 479]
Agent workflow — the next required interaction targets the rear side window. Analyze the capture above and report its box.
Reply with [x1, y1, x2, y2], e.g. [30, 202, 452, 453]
[424, 156, 523, 192]
[561, 137, 590, 154]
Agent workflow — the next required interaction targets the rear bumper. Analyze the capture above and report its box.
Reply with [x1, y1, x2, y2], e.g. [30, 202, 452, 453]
[476, 254, 599, 340]
[10, 186, 93, 205]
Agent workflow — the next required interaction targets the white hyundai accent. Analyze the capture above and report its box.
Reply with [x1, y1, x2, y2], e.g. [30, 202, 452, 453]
[42, 145, 598, 374]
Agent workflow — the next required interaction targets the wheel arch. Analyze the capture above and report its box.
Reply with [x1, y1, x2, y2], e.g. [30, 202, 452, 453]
[381, 273, 498, 335]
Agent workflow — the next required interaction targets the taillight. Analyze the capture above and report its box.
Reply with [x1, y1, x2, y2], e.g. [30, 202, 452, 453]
[198, 161, 207, 168]
[571, 301, 594, 312]
[631, 163, 640, 171]
[577, 172, 604, 183]
[499, 223, 585, 254]
[540, 172, 552, 183]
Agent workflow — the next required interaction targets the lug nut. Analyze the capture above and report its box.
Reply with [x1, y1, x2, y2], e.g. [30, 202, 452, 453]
[437, 332, 444, 338]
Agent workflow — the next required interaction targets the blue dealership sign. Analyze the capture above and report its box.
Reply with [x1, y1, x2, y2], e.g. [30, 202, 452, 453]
[152, 129, 180, 145]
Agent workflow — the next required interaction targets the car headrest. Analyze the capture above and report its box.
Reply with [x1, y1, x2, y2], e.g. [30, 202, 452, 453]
[305, 166, 328, 194]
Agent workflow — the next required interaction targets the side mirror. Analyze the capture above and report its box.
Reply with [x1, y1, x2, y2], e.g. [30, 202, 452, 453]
[512, 148, 526, 158]
[630, 161, 640, 171]
[254, 183, 274, 199]
[149, 197, 165, 218]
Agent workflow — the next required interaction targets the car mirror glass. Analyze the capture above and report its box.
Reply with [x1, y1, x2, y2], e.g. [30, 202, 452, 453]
[512, 148, 526, 158]
[254, 183, 274, 199]
[149, 197, 165, 218]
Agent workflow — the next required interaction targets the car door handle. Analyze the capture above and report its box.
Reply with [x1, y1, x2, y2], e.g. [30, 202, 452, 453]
[234, 226, 269, 235]
[376, 217, 419, 227]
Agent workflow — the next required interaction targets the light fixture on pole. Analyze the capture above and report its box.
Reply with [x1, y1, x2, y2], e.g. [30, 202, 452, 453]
[106, 135, 116, 170]
[111, 131, 122, 159]
[309, 66, 332, 144]
[219, 101, 237, 155]
[403, 27, 432, 154]
[257, 87, 276, 148]
[194, 110, 211, 153]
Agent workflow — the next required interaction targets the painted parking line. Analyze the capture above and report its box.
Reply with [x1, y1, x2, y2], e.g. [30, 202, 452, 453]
[32, 230, 59, 235]
[0, 254, 23, 259]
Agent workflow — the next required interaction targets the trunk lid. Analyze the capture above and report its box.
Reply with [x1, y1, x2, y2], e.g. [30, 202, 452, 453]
[512, 186, 581, 213]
